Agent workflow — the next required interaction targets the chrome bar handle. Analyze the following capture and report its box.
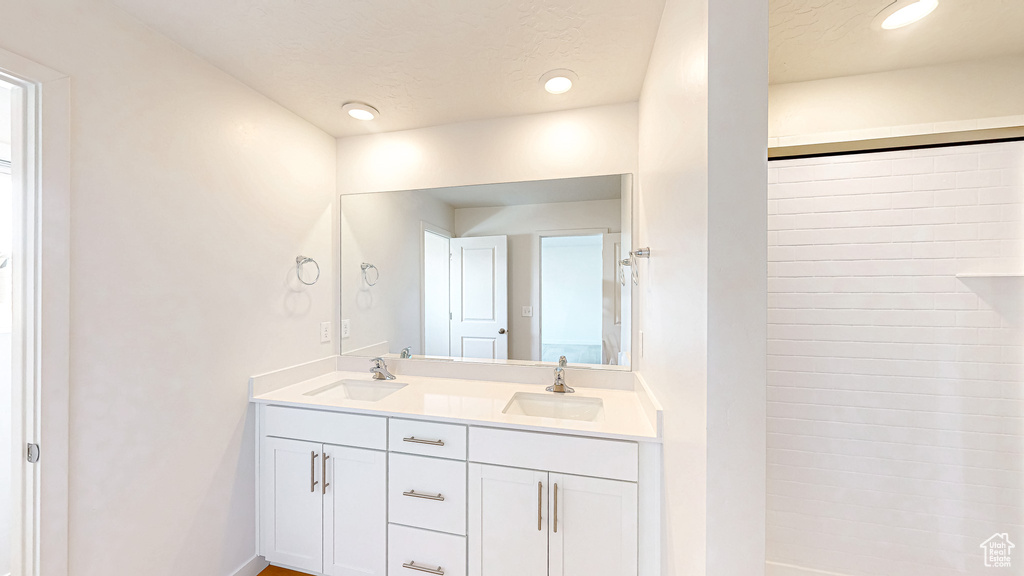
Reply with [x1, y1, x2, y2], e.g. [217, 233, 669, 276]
[553, 483, 558, 533]
[322, 453, 330, 495]
[403, 562, 444, 575]
[310, 451, 319, 493]
[537, 481, 543, 531]
[403, 437, 445, 447]
[403, 490, 445, 501]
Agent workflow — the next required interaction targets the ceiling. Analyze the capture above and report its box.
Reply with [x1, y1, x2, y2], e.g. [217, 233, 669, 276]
[770, 0, 1024, 84]
[111, 0, 666, 138]
[422, 174, 622, 209]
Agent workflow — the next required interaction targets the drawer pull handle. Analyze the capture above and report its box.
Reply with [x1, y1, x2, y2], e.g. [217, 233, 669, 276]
[553, 482, 558, 533]
[537, 481, 542, 531]
[403, 562, 444, 575]
[310, 451, 319, 493]
[403, 437, 445, 447]
[403, 490, 445, 501]
[322, 453, 330, 495]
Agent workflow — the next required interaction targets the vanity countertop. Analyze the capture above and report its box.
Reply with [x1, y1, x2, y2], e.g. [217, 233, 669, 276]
[250, 361, 662, 442]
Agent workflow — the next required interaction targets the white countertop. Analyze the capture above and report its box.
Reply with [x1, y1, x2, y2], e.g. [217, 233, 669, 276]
[251, 366, 661, 442]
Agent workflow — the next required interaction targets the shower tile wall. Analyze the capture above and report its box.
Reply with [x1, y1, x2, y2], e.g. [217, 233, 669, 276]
[767, 142, 1024, 576]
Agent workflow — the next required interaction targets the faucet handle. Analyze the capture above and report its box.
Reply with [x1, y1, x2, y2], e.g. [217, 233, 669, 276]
[558, 356, 568, 368]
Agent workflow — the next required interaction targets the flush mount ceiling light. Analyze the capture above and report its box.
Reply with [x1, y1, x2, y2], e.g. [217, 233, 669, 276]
[874, 0, 939, 30]
[342, 102, 379, 121]
[540, 69, 578, 95]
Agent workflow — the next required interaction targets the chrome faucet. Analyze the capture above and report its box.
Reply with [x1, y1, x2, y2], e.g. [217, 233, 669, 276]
[370, 357, 396, 380]
[400, 347, 412, 359]
[546, 356, 574, 393]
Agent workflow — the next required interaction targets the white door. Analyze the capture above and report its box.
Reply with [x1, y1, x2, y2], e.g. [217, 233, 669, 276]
[548, 473, 638, 576]
[468, 464, 548, 576]
[423, 227, 451, 357]
[323, 445, 387, 576]
[450, 236, 508, 359]
[261, 437, 324, 572]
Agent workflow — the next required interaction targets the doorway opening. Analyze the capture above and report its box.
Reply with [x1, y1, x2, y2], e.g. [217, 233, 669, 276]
[0, 48, 71, 576]
[539, 234, 604, 364]
[0, 77, 12, 576]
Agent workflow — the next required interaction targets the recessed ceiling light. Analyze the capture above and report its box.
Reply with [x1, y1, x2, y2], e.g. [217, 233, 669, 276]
[540, 69, 578, 95]
[876, 0, 939, 30]
[342, 102, 379, 121]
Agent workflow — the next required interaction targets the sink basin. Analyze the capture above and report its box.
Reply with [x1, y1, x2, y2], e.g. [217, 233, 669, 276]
[303, 379, 407, 402]
[502, 392, 605, 422]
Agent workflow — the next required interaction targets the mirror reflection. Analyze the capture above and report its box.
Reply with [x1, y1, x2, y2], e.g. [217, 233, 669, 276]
[340, 174, 634, 369]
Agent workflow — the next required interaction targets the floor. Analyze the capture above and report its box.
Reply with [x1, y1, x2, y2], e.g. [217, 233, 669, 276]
[258, 567, 307, 576]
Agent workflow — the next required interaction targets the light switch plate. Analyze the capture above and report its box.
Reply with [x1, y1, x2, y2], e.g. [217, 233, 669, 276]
[341, 319, 351, 339]
[521, 306, 533, 317]
[320, 321, 331, 343]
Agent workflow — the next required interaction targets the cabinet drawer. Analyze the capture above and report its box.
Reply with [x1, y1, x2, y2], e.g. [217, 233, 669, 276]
[389, 453, 467, 535]
[468, 427, 638, 482]
[263, 405, 386, 450]
[389, 524, 466, 576]
[389, 418, 467, 460]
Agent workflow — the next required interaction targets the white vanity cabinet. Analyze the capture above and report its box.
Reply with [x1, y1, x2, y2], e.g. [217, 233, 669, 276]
[259, 406, 387, 576]
[467, 428, 639, 576]
[257, 405, 652, 576]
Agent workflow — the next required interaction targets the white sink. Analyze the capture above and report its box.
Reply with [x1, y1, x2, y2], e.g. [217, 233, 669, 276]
[502, 392, 605, 422]
[303, 379, 407, 402]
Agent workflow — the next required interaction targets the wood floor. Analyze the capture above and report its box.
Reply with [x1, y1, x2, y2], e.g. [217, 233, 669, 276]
[258, 566, 311, 576]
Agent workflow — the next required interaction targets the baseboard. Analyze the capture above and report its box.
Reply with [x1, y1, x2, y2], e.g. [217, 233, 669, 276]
[231, 555, 269, 576]
[766, 561, 856, 576]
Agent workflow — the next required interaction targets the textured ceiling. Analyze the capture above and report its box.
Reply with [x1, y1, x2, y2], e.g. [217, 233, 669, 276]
[111, 0, 666, 137]
[770, 0, 1024, 84]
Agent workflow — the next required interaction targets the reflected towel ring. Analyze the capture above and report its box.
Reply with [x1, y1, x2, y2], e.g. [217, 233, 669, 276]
[620, 247, 650, 286]
[296, 255, 320, 286]
[361, 262, 380, 286]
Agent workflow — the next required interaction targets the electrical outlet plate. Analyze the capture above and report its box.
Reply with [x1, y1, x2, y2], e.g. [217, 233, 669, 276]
[521, 306, 533, 317]
[341, 319, 351, 339]
[320, 321, 331, 343]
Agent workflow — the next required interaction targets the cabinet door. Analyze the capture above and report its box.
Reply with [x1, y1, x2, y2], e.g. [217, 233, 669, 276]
[468, 464, 548, 576]
[261, 437, 324, 572]
[323, 445, 387, 576]
[548, 473, 638, 576]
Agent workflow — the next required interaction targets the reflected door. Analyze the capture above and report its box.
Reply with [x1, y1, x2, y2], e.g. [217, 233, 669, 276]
[423, 229, 451, 357]
[450, 235, 508, 359]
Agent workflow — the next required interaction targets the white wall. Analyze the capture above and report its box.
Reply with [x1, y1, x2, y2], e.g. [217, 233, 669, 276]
[336, 103, 638, 195]
[637, 0, 767, 574]
[455, 199, 622, 362]
[769, 54, 1024, 147]
[0, 1, 337, 574]
[767, 142, 1024, 576]
[340, 190, 454, 355]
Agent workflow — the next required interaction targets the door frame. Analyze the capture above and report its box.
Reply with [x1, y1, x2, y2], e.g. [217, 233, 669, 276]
[0, 48, 71, 576]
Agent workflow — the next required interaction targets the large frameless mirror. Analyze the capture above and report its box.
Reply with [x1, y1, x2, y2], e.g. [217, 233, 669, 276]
[340, 174, 635, 370]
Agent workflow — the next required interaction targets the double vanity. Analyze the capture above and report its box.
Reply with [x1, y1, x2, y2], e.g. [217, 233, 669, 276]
[250, 355, 663, 576]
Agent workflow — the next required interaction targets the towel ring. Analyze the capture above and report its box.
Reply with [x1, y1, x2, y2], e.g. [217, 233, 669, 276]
[361, 262, 380, 286]
[296, 255, 320, 286]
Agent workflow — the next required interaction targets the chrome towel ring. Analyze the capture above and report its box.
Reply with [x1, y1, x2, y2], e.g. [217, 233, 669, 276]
[361, 262, 380, 286]
[296, 255, 320, 285]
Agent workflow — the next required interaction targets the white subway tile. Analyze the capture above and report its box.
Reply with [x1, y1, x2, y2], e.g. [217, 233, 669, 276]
[914, 173, 956, 191]
[892, 157, 935, 176]
[956, 170, 1003, 189]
